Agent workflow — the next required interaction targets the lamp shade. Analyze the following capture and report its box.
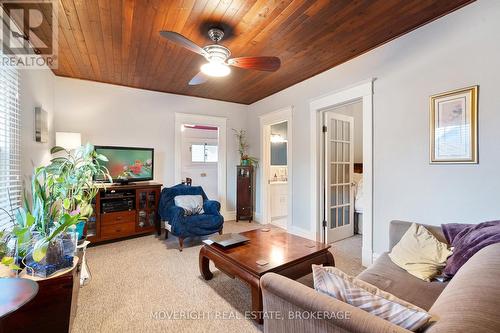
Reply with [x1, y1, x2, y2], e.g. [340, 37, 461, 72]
[55, 132, 81, 150]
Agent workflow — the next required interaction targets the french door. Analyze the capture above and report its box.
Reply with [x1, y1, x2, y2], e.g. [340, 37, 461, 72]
[324, 112, 354, 243]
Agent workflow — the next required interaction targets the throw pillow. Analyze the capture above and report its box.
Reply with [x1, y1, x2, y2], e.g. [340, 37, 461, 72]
[174, 195, 204, 216]
[389, 223, 452, 281]
[312, 265, 431, 331]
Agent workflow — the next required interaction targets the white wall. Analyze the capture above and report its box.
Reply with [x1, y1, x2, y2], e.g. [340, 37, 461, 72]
[328, 101, 363, 163]
[53, 77, 247, 211]
[246, 0, 500, 254]
[20, 68, 55, 183]
[180, 127, 218, 199]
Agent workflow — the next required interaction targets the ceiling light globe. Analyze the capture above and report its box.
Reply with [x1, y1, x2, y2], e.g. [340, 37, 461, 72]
[200, 62, 231, 77]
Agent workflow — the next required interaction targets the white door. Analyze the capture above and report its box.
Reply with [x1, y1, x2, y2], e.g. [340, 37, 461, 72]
[324, 112, 355, 243]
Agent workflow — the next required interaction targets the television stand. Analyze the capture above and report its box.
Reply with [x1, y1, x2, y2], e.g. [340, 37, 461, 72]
[87, 182, 162, 243]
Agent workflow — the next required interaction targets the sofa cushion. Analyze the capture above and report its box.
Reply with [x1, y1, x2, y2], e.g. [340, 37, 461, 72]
[357, 253, 448, 310]
[388, 223, 452, 281]
[313, 265, 431, 331]
[426, 243, 500, 333]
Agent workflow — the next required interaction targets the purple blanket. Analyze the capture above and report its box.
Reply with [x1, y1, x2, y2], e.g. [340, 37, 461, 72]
[442, 220, 500, 276]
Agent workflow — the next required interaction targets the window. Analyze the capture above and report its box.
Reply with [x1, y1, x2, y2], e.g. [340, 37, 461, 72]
[191, 143, 218, 163]
[0, 61, 21, 229]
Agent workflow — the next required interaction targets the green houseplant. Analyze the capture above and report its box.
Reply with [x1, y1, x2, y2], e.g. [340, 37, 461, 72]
[4, 143, 111, 277]
[233, 128, 259, 167]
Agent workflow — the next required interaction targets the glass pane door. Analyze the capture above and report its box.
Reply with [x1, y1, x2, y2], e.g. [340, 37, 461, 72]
[136, 189, 158, 231]
[325, 112, 355, 243]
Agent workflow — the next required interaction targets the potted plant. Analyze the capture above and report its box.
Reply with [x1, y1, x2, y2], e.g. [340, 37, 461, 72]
[233, 129, 259, 167]
[4, 143, 111, 278]
[0, 226, 19, 277]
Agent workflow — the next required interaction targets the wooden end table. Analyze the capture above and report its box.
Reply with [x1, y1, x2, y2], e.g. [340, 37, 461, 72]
[0, 278, 38, 318]
[199, 228, 334, 323]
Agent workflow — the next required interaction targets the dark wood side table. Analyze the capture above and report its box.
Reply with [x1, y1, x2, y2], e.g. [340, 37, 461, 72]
[199, 228, 334, 324]
[0, 278, 39, 332]
[1, 258, 81, 333]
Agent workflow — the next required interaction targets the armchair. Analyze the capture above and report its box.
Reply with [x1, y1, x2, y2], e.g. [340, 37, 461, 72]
[158, 184, 224, 251]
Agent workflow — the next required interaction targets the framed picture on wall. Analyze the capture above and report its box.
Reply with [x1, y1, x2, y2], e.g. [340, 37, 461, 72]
[429, 85, 478, 164]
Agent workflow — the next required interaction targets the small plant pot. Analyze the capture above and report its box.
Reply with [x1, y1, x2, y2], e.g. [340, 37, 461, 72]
[24, 232, 75, 278]
[75, 221, 86, 241]
[241, 159, 249, 166]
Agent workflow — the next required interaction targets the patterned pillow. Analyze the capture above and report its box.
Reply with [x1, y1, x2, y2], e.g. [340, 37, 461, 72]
[174, 195, 204, 216]
[312, 265, 431, 331]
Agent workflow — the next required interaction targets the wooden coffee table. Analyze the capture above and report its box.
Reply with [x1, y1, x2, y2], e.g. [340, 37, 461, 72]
[199, 228, 334, 323]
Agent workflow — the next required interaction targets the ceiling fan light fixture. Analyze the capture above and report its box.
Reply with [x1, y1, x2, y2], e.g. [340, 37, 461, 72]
[200, 62, 231, 77]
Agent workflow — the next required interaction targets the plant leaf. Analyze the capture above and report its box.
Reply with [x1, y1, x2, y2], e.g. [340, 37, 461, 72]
[50, 146, 67, 154]
[26, 212, 35, 227]
[63, 198, 71, 210]
[96, 154, 108, 162]
[14, 207, 27, 227]
[1, 256, 14, 266]
[50, 157, 68, 163]
[33, 238, 49, 262]
[47, 213, 80, 242]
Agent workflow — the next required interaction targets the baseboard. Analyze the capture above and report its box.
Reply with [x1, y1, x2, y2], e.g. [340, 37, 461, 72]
[224, 211, 263, 223]
[361, 247, 375, 268]
[362, 252, 380, 267]
[253, 211, 262, 223]
[223, 210, 236, 221]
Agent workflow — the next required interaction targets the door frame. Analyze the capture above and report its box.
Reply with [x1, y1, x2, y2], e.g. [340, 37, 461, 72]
[259, 106, 293, 229]
[309, 80, 374, 267]
[174, 113, 228, 218]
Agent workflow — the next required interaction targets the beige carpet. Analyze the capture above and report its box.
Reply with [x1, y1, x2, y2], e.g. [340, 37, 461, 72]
[73, 222, 363, 333]
[329, 234, 363, 276]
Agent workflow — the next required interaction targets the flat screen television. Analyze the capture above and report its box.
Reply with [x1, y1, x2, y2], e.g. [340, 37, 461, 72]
[94, 146, 154, 184]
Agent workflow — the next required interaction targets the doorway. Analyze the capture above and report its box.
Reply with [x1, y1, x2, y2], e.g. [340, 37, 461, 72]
[180, 124, 219, 199]
[259, 107, 293, 229]
[269, 121, 288, 228]
[323, 101, 364, 244]
[174, 113, 227, 217]
[309, 80, 373, 267]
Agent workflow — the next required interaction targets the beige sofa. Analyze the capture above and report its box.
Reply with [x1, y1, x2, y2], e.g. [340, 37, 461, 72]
[261, 220, 500, 332]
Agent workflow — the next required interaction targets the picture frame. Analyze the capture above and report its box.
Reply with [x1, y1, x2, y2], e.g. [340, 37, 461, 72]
[429, 85, 478, 164]
[34, 107, 48, 143]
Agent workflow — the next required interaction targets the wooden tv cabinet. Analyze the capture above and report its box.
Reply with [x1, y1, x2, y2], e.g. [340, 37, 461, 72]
[87, 182, 162, 243]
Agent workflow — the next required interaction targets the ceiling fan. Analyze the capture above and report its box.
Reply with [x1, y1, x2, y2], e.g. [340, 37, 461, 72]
[159, 28, 281, 85]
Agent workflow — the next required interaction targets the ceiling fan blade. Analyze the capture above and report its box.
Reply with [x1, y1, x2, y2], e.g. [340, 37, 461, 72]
[189, 72, 209, 85]
[159, 31, 207, 57]
[227, 56, 281, 72]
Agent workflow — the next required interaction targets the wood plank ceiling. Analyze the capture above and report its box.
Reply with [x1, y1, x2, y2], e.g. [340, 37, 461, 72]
[43, 0, 475, 104]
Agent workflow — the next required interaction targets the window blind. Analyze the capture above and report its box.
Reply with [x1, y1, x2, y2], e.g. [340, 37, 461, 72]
[0, 59, 21, 230]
